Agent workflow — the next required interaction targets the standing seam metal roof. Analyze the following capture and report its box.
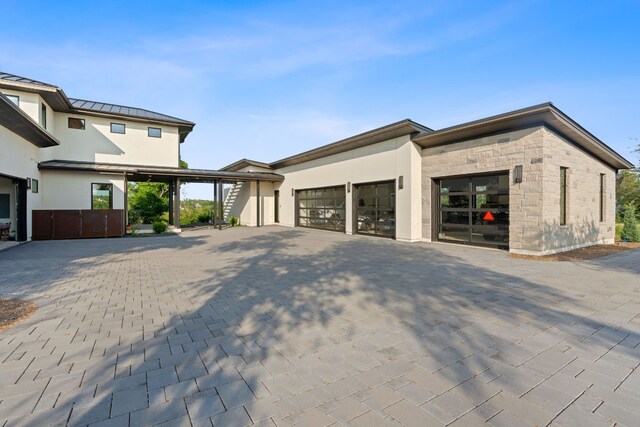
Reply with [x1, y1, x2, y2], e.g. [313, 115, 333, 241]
[0, 72, 58, 88]
[68, 98, 194, 126]
[0, 72, 194, 127]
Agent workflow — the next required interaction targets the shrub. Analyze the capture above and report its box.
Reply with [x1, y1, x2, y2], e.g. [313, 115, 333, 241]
[229, 216, 239, 226]
[152, 221, 168, 234]
[621, 203, 640, 242]
[197, 211, 212, 223]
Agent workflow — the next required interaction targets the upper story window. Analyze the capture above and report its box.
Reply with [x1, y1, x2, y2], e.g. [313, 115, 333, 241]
[110, 123, 125, 134]
[5, 94, 19, 106]
[40, 103, 47, 129]
[148, 127, 162, 138]
[68, 118, 85, 130]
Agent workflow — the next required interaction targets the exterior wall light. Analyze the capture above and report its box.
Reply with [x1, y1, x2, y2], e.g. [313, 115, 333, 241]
[398, 176, 404, 190]
[291, 188, 294, 197]
[347, 182, 351, 193]
[26, 178, 31, 189]
[514, 165, 523, 183]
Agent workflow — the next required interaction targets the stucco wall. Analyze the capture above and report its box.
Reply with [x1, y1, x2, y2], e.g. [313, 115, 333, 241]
[539, 128, 616, 253]
[265, 135, 422, 241]
[2, 87, 181, 168]
[225, 180, 275, 227]
[0, 125, 43, 239]
[41, 170, 125, 210]
[44, 114, 180, 167]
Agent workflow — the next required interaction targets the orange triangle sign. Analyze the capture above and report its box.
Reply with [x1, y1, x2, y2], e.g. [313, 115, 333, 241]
[483, 212, 495, 221]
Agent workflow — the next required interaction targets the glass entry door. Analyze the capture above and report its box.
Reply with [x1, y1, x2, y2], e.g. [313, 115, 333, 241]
[355, 181, 395, 238]
[438, 173, 509, 248]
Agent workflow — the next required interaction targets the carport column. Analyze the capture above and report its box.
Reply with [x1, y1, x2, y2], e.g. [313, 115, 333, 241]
[218, 180, 223, 230]
[168, 180, 174, 225]
[123, 173, 128, 235]
[256, 180, 261, 227]
[213, 180, 218, 225]
[174, 178, 180, 229]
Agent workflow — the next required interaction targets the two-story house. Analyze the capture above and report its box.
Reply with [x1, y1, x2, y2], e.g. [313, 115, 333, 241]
[0, 72, 282, 241]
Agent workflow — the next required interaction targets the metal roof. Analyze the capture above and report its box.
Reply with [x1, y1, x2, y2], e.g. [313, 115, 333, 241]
[0, 72, 58, 89]
[38, 160, 284, 183]
[220, 158, 273, 172]
[0, 71, 195, 140]
[68, 98, 195, 127]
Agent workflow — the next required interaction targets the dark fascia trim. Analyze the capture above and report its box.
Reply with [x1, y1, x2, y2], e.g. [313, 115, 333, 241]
[0, 93, 60, 147]
[269, 119, 433, 169]
[413, 103, 634, 170]
[220, 158, 273, 172]
[38, 159, 284, 182]
[547, 105, 633, 169]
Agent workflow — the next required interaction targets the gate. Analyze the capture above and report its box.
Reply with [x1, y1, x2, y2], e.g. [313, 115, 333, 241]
[32, 210, 124, 240]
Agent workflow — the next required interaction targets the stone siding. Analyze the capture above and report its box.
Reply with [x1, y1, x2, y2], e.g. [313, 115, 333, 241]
[539, 129, 616, 254]
[421, 126, 616, 254]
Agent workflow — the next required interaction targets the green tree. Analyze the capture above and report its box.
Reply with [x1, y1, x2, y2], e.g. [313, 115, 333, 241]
[621, 203, 640, 242]
[128, 182, 169, 224]
[616, 169, 640, 219]
[127, 159, 190, 224]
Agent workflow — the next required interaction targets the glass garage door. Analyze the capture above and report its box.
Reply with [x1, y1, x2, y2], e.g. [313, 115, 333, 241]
[438, 174, 509, 248]
[296, 186, 346, 232]
[355, 181, 396, 238]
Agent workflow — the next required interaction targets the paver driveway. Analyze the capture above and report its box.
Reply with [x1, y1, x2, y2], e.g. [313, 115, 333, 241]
[0, 226, 639, 427]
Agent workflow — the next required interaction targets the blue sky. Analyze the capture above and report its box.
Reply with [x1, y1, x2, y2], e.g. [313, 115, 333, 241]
[2, 1, 639, 199]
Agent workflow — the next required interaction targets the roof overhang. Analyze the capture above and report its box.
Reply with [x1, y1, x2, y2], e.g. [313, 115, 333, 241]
[220, 158, 273, 172]
[270, 119, 433, 169]
[412, 103, 634, 170]
[38, 160, 284, 183]
[0, 94, 61, 147]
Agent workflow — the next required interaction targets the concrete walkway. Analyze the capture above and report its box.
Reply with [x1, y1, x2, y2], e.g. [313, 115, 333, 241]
[0, 226, 639, 426]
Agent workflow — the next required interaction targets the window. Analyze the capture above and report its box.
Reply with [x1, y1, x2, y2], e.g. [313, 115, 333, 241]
[68, 118, 85, 130]
[41, 103, 47, 129]
[92, 183, 113, 209]
[560, 167, 568, 225]
[5, 94, 19, 106]
[110, 123, 125, 134]
[599, 174, 605, 222]
[31, 179, 39, 194]
[148, 127, 161, 138]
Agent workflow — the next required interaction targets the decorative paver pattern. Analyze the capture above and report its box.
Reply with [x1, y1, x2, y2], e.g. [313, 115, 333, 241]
[0, 226, 639, 426]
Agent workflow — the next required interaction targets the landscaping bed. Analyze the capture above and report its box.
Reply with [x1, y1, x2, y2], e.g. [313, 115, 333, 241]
[0, 298, 37, 333]
[510, 242, 640, 261]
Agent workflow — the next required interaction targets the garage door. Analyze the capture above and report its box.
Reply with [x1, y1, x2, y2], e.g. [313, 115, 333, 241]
[437, 173, 509, 248]
[355, 181, 396, 238]
[296, 186, 346, 232]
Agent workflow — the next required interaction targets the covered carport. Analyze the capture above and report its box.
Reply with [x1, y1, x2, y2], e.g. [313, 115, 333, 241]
[37, 160, 284, 238]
